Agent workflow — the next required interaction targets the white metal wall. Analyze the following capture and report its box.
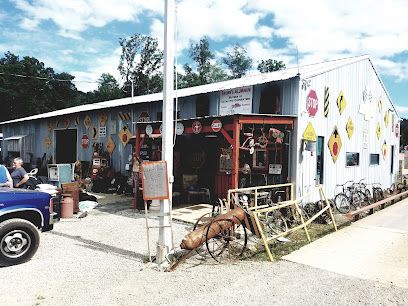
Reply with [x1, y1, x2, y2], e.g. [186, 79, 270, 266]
[295, 59, 400, 199]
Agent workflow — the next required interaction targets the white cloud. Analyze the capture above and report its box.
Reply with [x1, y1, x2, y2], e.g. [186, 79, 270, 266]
[13, 0, 163, 39]
[70, 47, 123, 92]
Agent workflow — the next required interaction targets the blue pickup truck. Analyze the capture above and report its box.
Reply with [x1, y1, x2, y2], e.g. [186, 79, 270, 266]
[0, 188, 58, 266]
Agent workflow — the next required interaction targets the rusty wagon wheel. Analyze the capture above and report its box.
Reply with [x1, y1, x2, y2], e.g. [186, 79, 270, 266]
[192, 212, 216, 258]
[205, 216, 247, 263]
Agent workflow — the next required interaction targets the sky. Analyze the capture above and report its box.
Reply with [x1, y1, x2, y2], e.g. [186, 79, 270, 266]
[1, 0, 408, 118]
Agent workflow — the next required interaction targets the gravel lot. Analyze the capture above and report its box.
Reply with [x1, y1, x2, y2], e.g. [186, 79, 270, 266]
[1, 194, 408, 306]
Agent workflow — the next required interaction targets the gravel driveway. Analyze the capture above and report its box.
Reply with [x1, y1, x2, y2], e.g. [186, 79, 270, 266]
[1, 194, 407, 306]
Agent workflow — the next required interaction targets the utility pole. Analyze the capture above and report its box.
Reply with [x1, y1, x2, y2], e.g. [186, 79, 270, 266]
[156, 0, 174, 264]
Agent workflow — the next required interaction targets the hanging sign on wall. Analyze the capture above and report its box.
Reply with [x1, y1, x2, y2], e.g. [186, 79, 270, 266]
[346, 117, 354, 139]
[63, 118, 70, 129]
[84, 115, 91, 129]
[44, 137, 51, 147]
[376, 122, 381, 140]
[74, 116, 80, 126]
[306, 89, 318, 117]
[119, 126, 132, 146]
[99, 126, 107, 138]
[106, 137, 116, 155]
[324, 86, 329, 117]
[382, 141, 387, 159]
[92, 127, 98, 140]
[176, 122, 185, 135]
[384, 111, 389, 128]
[302, 122, 317, 142]
[81, 134, 89, 149]
[211, 119, 222, 132]
[192, 121, 202, 134]
[337, 91, 346, 115]
[138, 111, 150, 122]
[99, 113, 108, 126]
[328, 126, 342, 163]
[219, 86, 253, 115]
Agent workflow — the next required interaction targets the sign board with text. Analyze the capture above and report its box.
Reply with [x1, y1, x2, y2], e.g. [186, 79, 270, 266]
[219, 86, 253, 115]
[141, 161, 169, 200]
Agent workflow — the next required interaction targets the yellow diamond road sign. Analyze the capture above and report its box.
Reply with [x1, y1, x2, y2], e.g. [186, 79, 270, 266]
[346, 117, 354, 139]
[106, 137, 116, 155]
[302, 122, 317, 142]
[376, 122, 381, 140]
[384, 111, 389, 128]
[337, 91, 346, 115]
[328, 126, 342, 163]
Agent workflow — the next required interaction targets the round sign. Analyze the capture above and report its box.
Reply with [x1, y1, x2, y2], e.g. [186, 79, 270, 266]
[145, 124, 153, 136]
[81, 135, 89, 149]
[211, 119, 222, 132]
[176, 122, 184, 135]
[192, 121, 202, 134]
[307, 90, 318, 117]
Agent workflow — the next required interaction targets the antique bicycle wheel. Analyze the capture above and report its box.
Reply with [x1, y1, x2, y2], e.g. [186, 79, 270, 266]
[335, 193, 351, 214]
[205, 217, 247, 263]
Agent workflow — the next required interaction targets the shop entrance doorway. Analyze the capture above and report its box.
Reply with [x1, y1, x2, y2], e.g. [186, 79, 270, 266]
[55, 129, 77, 163]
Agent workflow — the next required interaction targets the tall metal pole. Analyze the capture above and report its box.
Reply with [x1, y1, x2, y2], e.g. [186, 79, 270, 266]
[157, 0, 174, 264]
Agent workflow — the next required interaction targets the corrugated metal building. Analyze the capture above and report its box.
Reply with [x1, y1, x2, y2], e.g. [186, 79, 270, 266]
[0, 55, 400, 199]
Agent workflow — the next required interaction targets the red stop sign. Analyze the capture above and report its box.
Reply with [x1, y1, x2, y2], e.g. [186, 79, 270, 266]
[307, 90, 318, 117]
[81, 135, 89, 149]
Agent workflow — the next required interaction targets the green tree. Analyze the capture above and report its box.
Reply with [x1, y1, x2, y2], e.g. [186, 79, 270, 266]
[179, 37, 227, 88]
[0, 52, 78, 121]
[222, 44, 253, 79]
[94, 73, 123, 101]
[118, 34, 163, 96]
[257, 59, 286, 73]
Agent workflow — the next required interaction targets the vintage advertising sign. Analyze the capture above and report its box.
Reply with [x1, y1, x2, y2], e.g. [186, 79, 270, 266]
[99, 126, 107, 138]
[44, 137, 51, 147]
[382, 141, 387, 159]
[211, 119, 222, 132]
[81, 135, 89, 149]
[302, 122, 317, 142]
[138, 111, 150, 122]
[306, 89, 318, 117]
[328, 126, 342, 163]
[192, 121, 202, 134]
[176, 122, 184, 135]
[219, 86, 253, 115]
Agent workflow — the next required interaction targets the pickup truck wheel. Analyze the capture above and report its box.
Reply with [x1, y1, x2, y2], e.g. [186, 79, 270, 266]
[0, 218, 40, 266]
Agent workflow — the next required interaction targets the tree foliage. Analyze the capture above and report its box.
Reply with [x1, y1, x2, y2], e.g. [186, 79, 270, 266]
[257, 59, 286, 73]
[0, 52, 78, 121]
[118, 34, 163, 96]
[222, 44, 253, 78]
[178, 37, 228, 88]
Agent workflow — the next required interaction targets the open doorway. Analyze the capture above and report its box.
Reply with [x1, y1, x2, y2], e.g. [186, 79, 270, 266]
[55, 129, 77, 163]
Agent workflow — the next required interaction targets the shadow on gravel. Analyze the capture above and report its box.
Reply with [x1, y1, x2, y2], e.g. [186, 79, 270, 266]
[51, 231, 149, 262]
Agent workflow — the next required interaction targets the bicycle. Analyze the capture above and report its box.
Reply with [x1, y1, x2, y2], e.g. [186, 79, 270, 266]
[334, 180, 366, 214]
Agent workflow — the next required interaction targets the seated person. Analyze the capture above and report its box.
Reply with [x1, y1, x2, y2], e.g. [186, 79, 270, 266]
[11, 158, 29, 188]
[0, 163, 13, 187]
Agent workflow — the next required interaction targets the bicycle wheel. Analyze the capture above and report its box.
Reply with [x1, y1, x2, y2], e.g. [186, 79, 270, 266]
[205, 217, 247, 263]
[353, 191, 367, 207]
[364, 189, 372, 203]
[193, 212, 215, 258]
[335, 193, 351, 214]
[264, 210, 288, 236]
[373, 188, 384, 203]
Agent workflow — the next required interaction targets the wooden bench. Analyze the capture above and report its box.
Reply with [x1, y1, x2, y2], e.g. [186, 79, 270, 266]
[345, 189, 408, 221]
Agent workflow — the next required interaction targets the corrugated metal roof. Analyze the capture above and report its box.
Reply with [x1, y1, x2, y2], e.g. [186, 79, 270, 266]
[2, 55, 384, 125]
